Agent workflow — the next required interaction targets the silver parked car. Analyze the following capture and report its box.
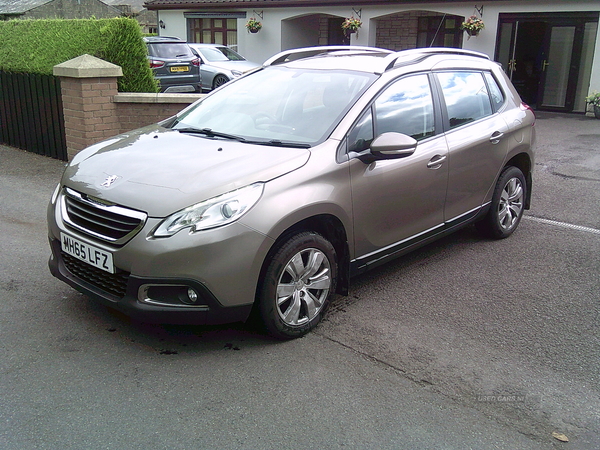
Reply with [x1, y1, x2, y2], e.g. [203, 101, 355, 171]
[188, 43, 259, 91]
[48, 46, 535, 339]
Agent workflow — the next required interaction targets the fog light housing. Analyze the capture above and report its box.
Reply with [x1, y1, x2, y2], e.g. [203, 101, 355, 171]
[183, 287, 199, 305]
[139, 285, 207, 308]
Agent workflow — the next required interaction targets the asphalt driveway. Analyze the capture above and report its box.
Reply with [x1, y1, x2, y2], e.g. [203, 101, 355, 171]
[0, 111, 598, 449]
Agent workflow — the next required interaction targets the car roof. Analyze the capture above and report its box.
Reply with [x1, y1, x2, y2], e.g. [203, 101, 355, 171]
[263, 46, 491, 75]
[143, 36, 186, 43]
[188, 43, 223, 48]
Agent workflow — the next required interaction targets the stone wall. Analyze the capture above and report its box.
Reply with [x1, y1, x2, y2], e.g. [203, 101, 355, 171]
[114, 93, 200, 133]
[376, 11, 439, 51]
[54, 54, 201, 160]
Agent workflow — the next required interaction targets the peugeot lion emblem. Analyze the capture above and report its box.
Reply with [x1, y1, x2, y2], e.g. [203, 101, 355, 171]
[101, 175, 119, 188]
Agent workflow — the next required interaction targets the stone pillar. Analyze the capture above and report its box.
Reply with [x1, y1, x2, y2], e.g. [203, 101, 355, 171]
[53, 54, 123, 160]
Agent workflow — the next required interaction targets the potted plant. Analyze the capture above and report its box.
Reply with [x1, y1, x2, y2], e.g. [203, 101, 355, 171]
[341, 16, 362, 36]
[461, 15, 485, 37]
[585, 91, 600, 119]
[246, 17, 262, 34]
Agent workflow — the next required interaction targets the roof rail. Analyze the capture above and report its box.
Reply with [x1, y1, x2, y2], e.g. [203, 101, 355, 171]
[378, 47, 490, 73]
[263, 46, 392, 67]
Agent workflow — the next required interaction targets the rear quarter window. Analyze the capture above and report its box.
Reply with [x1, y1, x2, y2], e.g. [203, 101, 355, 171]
[484, 72, 505, 112]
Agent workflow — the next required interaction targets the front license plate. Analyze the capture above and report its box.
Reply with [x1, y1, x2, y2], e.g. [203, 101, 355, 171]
[61, 232, 115, 274]
[170, 66, 190, 73]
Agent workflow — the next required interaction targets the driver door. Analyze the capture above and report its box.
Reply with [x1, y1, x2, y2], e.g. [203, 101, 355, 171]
[348, 74, 449, 265]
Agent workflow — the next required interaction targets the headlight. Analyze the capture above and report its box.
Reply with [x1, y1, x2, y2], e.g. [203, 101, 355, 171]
[152, 183, 264, 237]
[51, 184, 61, 205]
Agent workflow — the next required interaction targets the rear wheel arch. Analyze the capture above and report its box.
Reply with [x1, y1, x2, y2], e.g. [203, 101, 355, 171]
[505, 153, 532, 209]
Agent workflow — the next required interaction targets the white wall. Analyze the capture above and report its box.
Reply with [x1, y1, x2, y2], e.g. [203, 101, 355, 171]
[156, 10, 187, 39]
[156, 1, 600, 92]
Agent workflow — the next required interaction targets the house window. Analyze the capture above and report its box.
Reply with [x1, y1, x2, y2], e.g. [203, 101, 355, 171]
[188, 18, 237, 47]
[417, 16, 463, 48]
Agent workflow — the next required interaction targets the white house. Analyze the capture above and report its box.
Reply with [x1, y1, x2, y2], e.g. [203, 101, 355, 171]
[145, 0, 600, 113]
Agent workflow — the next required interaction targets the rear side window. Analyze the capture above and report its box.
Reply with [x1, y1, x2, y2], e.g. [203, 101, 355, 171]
[437, 71, 493, 129]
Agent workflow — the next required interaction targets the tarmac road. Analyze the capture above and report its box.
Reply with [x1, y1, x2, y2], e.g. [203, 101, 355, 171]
[0, 111, 598, 449]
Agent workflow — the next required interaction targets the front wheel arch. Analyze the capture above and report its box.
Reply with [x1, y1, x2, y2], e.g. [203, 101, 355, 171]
[256, 231, 338, 339]
[212, 74, 230, 90]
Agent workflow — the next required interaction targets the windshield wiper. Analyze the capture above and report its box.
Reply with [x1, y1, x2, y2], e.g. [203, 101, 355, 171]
[176, 128, 310, 148]
[176, 127, 247, 143]
[246, 139, 311, 149]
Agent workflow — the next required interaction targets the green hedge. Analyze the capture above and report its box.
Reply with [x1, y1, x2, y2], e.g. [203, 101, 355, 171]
[0, 18, 158, 92]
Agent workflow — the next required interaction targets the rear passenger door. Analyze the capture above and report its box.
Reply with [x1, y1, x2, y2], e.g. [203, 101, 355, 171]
[435, 71, 509, 223]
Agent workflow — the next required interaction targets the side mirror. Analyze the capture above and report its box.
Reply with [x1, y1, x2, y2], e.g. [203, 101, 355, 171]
[357, 132, 417, 164]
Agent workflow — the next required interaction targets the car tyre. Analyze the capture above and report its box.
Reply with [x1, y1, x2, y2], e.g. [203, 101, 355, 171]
[476, 166, 526, 239]
[258, 232, 337, 339]
[213, 75, 229, 90]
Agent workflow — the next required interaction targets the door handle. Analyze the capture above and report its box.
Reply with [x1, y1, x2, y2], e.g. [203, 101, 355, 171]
[427, 154, 446, 169]
[542, 60, 550, 72]
[490, 131, 504, 145]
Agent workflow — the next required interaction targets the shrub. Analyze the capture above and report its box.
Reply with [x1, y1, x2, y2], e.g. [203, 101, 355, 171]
[0, 17, 158, 92]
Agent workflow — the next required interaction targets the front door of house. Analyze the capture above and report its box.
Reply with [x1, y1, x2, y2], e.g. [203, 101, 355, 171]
[496, 13, 598, 112]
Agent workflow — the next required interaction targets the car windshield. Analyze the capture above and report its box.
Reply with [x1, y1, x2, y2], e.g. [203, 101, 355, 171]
[197, 46, 245, 62]
[172, 66, 376, 146]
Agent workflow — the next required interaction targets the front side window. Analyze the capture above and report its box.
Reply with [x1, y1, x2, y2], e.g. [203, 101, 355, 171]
[374, 74, 435, 140]
[437, 71, 493, 128]
[346, 74, 435, 154]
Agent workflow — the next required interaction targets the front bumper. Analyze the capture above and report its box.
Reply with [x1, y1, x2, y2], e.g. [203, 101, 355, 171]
[48, 237, 253, 325]
[47, 192, 274, 325]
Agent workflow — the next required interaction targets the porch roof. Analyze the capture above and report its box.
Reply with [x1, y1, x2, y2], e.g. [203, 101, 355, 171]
[145, 0, 513, 11]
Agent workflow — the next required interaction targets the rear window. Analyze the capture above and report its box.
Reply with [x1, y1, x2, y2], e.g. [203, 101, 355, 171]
[437, 71, 493, 129]
[148, 43, 194, 59]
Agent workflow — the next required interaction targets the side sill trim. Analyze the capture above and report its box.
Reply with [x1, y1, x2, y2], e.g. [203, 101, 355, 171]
[350, 204, 490, 276]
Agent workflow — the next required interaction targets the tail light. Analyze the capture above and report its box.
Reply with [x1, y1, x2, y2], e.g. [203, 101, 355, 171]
[149, 59, 165, 69]
[191, 58, 201, 67]
[520, 102, 536, 125]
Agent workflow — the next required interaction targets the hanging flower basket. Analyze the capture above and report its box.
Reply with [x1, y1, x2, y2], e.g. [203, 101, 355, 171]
[341, 16, 362, 36]
[461, 15, 484, 37]
[246, 17, 262, 34]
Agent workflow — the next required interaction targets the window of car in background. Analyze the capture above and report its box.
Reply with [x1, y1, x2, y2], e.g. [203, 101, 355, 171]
[437, 71, 493, 128]
[197, 46, 246, 62]
[148, 43, 195, 59]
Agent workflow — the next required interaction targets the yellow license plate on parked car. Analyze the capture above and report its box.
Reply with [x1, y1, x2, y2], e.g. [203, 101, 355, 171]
[170, 66, 190, 73]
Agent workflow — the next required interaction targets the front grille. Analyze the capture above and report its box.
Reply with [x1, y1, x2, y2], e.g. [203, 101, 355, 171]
[62, 252, 129, 298]
[61, 188, 147, 245]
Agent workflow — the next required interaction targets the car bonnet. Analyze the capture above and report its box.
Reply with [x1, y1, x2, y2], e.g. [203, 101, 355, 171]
[62, 126, 310, 217]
